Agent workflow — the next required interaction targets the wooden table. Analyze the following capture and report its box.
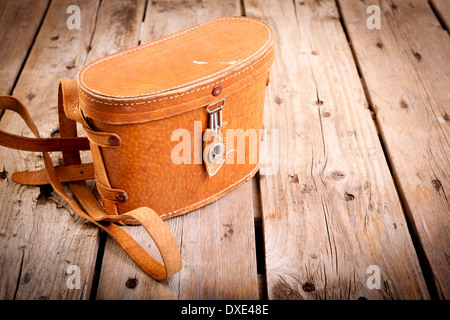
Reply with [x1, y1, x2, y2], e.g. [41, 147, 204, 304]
[0, 0, 448, 300]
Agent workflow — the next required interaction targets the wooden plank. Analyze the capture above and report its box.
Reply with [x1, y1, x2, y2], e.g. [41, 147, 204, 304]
[0, 0, 101, 300]
[338, 0, 450, 299]
[83, 0, 146, 65]
[430, 0, 450, 30]
[244, 0, 430, 299]
[0, 0, 49, 94]
[95, 0, 260, 300]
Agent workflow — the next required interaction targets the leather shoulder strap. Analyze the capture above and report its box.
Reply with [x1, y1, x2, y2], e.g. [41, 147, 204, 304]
[60, 79, 87, 126]
[0, 88, 182, 281]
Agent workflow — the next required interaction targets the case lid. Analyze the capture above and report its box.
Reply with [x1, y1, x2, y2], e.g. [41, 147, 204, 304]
[77, 16, 275, 124]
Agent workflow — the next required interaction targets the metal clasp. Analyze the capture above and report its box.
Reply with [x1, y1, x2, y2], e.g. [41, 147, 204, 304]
[206, 99, 225, 132]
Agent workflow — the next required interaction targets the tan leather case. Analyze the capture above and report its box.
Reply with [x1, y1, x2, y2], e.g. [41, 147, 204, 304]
[75, 16, 275, 222]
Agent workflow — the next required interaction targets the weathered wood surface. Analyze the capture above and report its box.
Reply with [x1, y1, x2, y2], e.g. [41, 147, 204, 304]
[0, 0, 49, 95]
[1, 0, 448, 300]
[339, 0, 450, 299]
[95, 0, 260, 300]
[245, 0, 430, 299]
[0, 0, 101, 300]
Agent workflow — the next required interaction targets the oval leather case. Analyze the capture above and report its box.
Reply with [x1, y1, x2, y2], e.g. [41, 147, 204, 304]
[0, 16, 275, 281]
[77, 16, 275, 221]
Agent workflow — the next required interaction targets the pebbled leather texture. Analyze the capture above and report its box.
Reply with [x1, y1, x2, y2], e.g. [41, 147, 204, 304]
[76, 16, 275, 221]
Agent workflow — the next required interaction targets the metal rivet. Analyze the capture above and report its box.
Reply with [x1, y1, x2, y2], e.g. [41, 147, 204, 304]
[212, 84, 222, 96]
[115, 192, 128, 203]
[108, 135, 120, 146]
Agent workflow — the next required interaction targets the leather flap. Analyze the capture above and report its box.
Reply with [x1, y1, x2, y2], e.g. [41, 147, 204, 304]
[77, 17, 275, 124]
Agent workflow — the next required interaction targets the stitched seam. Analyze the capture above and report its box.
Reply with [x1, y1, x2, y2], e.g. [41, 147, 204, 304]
[79, 17, 273, 99]
[78, 45, 273, 107]
[159, 163, 259, 218]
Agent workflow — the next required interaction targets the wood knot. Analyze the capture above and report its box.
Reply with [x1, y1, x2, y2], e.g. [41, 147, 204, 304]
[274, 96, 283, 105]
[23, 273, 31, 284]
[376, 41, 383, 49]
[322, 111, 331, 117]
[344, 192, 355, 201]
[126, 278, 138, 289]
[222, 223, 234, 240]
[302, 281, 315, 292]
[431, 179, 441, 192]
[400, 99, 408, 109]
[0, 168, 8, 180]
[412, 50, 422, 62]
[288, 174, 299, 184]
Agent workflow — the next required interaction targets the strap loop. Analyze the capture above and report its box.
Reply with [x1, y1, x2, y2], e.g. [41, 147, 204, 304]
[95, 176, 129, 203]
[85, 126, 122, 147]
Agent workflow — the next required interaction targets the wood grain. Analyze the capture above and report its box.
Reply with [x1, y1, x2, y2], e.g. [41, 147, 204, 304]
[339, 0, 450, 299]
[0, 0, 49, 94]
[95, 0, 260, 300]
[0, 0, 101, 300]
[244, 0, 429, 299]
[2, 0, 446, 300]
[84, 0, 146, 65]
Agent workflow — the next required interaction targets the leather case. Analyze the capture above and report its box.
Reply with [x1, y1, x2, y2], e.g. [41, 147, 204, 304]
[0, 16, 275, 281]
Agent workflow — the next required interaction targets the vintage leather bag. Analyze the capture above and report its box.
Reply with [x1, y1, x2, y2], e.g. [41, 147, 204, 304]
[0, 17, 275, 281]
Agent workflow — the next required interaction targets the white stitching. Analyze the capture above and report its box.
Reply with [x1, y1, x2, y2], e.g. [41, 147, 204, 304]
[78, 46, 273, 107]
[79, 17, 273, 99]
[159, 163, 259, 218]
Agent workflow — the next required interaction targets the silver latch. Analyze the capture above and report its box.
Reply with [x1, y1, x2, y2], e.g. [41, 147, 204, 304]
[204, 99, 226, 165]
[206, 99, 225, 133]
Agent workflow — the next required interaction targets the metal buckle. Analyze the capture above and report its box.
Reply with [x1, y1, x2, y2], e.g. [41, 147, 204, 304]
[206, 99, 225, 132]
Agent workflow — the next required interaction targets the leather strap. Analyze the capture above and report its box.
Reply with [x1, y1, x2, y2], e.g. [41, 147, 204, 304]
[0, 96, 90, 152]
[0, 89, 182, 281]
[12, 163, 95, 185]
